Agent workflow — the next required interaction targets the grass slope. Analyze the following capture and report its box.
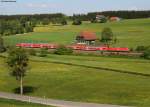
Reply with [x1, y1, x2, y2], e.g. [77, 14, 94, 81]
[0, 98, 52, 107]
[0, 56, 150, 107]
[32, 54, 150, 75]
[4, 18, 150, 48]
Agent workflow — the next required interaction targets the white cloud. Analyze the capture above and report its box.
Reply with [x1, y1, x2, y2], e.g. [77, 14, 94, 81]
[26, 3, 57, 8]
[128, 6, 138, 10]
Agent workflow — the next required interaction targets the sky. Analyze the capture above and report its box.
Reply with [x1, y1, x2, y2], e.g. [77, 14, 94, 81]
[0, 0, 150, 15]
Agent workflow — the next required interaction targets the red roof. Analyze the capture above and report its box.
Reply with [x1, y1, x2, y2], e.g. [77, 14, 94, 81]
[78, 31, 97, 40]
[110, 17, 120, 21]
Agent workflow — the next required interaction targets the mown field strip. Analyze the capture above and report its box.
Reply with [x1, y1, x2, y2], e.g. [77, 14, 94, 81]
[30, 58, 150, 78]
[1, 54, 150, 77]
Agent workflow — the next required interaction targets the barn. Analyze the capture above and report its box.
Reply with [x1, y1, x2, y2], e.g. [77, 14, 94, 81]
[76, 31, 97, 45]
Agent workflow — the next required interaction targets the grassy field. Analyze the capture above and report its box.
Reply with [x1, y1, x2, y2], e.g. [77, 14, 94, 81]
[4, 18, 150, 48]
[0, 55, 150, 107]
[1, 18, 150, 107]
[32, 54, 150, 75]
[0, 98, 52, 107]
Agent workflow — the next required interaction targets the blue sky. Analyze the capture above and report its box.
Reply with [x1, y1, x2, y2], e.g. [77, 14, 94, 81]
[0, 0, 150, 15]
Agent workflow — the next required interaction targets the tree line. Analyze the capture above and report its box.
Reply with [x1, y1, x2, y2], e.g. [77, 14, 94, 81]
[0, 10, 149, 23]
[0, 17, 34, 36]
[0, 13, 66, 36]
[70, 10, 150, 21]
[0, 10, 149, 36]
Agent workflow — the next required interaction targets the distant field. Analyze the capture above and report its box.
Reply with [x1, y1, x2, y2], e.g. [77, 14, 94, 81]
[4, 18, 150, 48]
[0, 55, 150, 107]
[0, 98, 52, 107]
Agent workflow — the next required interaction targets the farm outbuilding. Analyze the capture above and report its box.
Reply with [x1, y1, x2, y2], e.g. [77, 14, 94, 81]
[110, 17, 121, 22]
[96, 15, 106, 22]
[76, 31, 97, 45]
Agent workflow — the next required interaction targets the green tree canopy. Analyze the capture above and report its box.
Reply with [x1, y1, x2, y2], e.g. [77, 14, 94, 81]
[0, 36, 5, 53]
[61, 19, 67, 25]
[54, 45, 73, 55]
[72, 19, 82, 25]
[143, 47, 150, 59]
[42, 18, 50, 25]
[39, 48, 48, 57]
[101, 27, 114, 43]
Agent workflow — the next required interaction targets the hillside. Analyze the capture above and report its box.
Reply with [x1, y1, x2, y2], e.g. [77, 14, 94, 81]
[4, 18, 150, 48]
[0, 55, 150, 107]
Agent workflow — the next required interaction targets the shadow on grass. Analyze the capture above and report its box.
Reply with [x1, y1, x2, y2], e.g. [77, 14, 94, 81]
[13, 86, 38, 94]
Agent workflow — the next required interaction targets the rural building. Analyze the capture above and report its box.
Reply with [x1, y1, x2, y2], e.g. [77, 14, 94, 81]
[76, 31, 97, 45]
[96, 15, 106, 22]
[109, 17, 121, 22]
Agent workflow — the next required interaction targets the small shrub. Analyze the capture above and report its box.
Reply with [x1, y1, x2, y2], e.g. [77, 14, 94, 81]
[99, 17, 107, 23]
[28, 49, 36, 56]
[0, 46, 6, 53]
[0, 36, 6, 53]
[91, 18, 97, 23]
[54, 45, 73, 55]
[143, 47, 150, 59]
[72, 19, 82, 25]
[42, 18, 49, 25]
[61, 19, 67, 25]
[136, 46, 147, 52]
[130, 47, 134, 52]
[39, 48, 48, 57]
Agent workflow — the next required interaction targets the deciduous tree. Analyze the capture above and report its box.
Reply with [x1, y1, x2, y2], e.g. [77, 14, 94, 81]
[0, 36, 5, 52]
[101, 27, 114, 45]
[7, 48, 29, 95]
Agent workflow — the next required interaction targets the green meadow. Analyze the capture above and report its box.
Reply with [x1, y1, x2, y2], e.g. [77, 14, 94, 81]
[1, 18, 150, 107]
[4, 18, 150, 48]
[0, 55, 150, 107]
[32, 54, 150, 75]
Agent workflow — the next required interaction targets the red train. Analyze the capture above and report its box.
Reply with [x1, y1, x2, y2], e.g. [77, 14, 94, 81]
[16, 43, 130, 52]
[16, 43, 57, 49]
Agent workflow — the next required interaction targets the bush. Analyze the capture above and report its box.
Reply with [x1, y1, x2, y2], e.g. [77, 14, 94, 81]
[99, 17, 107, 23]
[39, 48, 48, 57]
[54, 45, 73, 55]
[130, 47, 134, 52]
[61, 19, 67, 25]
[143, 47, 150, 59]
[42, 18, 49, 25]
[72, 19, 82, 25]
[91, 18, 97, 23]
[0, 46, 5, 53]
[136, 46, 147, 52]
[0, 36, 6, 53]
[28, 49, 36, 56]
